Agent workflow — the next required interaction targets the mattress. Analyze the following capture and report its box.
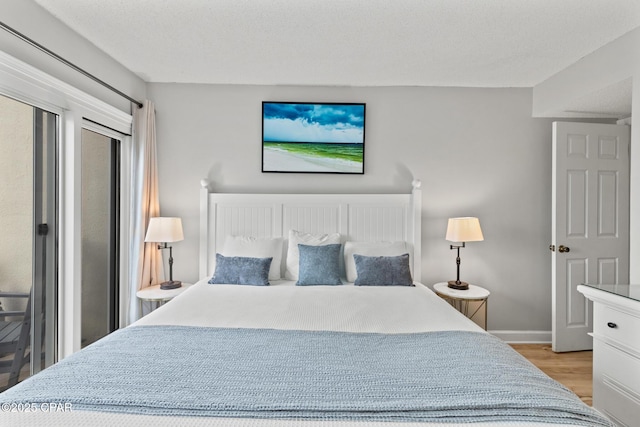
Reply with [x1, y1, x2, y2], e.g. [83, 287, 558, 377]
[0, 280, 609, 427]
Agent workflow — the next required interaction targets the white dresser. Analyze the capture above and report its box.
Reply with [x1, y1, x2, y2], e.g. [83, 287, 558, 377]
[578, 284, 640, 427]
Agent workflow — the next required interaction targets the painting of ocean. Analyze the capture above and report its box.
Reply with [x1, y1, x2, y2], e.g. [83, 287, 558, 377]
[262, 102, 365, 173]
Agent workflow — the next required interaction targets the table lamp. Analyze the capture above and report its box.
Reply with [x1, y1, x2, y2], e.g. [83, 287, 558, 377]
[144, 217, 184, 290]
[445, 217, 484, 290]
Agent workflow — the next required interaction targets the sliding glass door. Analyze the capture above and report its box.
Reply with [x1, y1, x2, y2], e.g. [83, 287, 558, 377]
[80, 128, 120, 348]
[0, 94, 57, 389]
[32, 106, 58, 375]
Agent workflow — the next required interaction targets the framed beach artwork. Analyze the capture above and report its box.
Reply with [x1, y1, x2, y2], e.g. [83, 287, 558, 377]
[262, 102, 366, 174]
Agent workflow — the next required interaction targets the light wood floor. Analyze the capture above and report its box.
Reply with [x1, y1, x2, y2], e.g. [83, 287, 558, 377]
[511, 344, 593, 406]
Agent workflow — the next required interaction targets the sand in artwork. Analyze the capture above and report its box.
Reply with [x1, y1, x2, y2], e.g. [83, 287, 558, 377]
[263, 145, 363, 173]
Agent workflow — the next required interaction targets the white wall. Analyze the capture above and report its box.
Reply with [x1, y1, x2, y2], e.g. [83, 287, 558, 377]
[533, 28, 639, 118]
[148, 83, 556, 333]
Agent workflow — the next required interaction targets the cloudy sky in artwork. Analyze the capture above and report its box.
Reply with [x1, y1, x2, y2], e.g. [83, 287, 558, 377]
[263, 103, 365, 143]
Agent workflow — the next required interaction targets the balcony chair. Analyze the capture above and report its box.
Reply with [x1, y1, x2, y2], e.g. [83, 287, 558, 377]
[0, 291, 31, 391]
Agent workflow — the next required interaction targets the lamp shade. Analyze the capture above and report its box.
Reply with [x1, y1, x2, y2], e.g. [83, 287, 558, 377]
[144, 217, 184, 243]
[445, 217, 484, 243]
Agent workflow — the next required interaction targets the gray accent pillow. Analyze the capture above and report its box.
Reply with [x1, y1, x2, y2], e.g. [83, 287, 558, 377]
[209, 253, 272, 286]
[296, 243, 342, 286]
[353, 253, 414, 286]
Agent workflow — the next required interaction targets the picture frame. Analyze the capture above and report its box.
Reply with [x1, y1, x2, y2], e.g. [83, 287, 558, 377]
[262, 102, 366, 174]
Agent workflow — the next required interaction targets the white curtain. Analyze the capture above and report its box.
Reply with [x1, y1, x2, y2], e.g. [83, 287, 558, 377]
[126, 100, 164, 324]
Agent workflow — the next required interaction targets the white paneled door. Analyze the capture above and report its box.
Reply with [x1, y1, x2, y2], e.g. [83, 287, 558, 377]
[551, 122, 630, 352]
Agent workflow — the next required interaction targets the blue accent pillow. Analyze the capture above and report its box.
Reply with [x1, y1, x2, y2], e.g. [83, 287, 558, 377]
[209, 253, 272, 286]
[296, 243, 342, 286]
[353, 253, 414, 286]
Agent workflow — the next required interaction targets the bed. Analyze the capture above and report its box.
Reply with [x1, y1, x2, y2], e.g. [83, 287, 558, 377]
[0, 180, 612, 427]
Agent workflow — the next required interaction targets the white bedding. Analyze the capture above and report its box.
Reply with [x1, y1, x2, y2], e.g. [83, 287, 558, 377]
[134, 280, 484, 333]
[3, 281, 593, 427]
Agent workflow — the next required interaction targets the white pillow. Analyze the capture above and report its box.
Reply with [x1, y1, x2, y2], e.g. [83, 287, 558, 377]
[285, 230, 341, 280]
[222, 236, 283, 281]
[343, 241, 411, 282]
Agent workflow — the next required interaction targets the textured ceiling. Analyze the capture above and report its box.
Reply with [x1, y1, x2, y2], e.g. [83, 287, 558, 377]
[34, 0, 640, 87]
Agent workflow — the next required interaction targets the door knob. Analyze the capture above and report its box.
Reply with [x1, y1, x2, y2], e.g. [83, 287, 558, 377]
[558, 245, 570, 253]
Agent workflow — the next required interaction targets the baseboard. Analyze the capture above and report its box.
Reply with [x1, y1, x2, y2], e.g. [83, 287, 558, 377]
[489, 330, 552, 344]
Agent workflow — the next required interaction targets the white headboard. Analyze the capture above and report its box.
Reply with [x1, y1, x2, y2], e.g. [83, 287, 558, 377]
[199, 180, 422, 282]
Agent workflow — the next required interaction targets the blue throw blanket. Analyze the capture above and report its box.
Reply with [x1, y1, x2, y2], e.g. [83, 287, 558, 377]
[0, 326, 612, 425]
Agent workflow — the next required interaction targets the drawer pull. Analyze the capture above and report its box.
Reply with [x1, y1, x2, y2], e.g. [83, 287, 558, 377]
[607, 322, 618, 329]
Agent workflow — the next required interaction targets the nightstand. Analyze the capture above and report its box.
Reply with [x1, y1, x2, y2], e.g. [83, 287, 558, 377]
[433, 282, 490, 330]
[136, 282, 193, 314]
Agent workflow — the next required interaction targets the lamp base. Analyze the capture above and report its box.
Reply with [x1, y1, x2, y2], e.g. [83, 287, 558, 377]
[448, 280, 469, 290]
[160, 280, 182, 290]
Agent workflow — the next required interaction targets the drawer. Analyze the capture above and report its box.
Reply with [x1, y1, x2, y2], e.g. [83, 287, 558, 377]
[593, 340, 640, 397]
[594, 378, 640, 426]
[593, 304, 640, 353]
[593, 341, 640, 427]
